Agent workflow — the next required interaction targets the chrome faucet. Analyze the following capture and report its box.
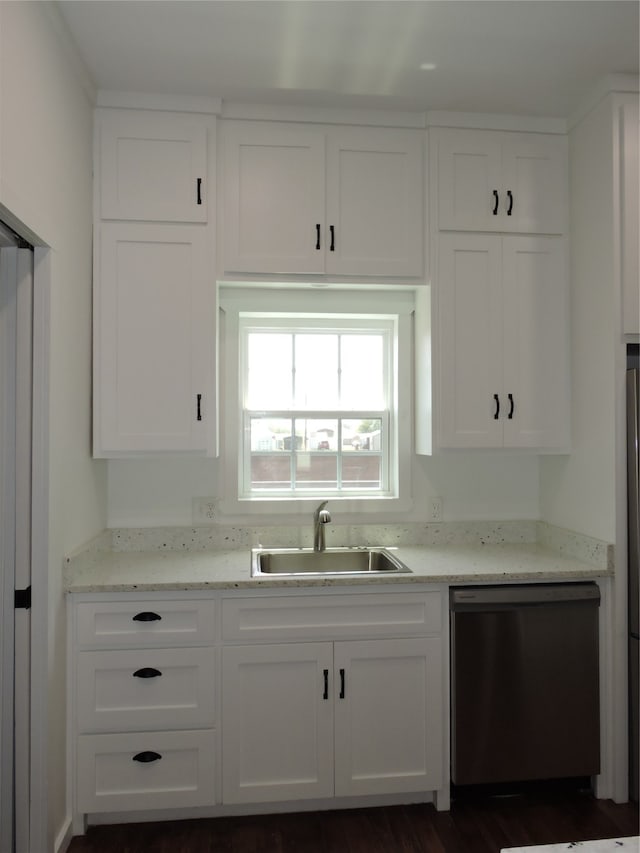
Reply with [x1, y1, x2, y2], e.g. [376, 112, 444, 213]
[313, 501, 331, 552]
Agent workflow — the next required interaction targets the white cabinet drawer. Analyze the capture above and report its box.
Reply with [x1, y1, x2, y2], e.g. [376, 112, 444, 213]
[77, 729, 216, 813]
[75, 599, 216, 649]
[222, 592, 442, 642]
[76, 648, 216, 733]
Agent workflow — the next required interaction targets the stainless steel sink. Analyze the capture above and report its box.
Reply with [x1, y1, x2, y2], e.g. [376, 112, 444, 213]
[251, 547, 412, 577]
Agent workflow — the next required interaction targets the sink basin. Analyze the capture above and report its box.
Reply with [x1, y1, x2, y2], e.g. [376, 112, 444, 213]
[251, 547, 412, 577]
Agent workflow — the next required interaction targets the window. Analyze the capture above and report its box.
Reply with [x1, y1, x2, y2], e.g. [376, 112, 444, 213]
[219, 286, 414, 514]
[240, 316, 394, 498]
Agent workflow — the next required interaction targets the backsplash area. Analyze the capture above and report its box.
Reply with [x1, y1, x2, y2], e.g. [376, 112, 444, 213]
[65, 520, 613, 576]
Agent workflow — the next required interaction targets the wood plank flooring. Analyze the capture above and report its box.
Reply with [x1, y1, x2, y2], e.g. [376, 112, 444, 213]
[68, 788, 639, 853]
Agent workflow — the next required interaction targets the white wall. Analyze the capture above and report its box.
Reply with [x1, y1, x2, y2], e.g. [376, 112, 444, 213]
[107, 450, 540, 527]
[0, 3, 107, 849]
[539, 94, 618, 543]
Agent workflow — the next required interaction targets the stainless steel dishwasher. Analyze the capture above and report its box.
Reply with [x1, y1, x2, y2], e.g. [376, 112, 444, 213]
[450, 583, 600, 786]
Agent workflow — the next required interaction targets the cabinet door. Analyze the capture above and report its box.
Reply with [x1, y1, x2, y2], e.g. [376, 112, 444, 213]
[77, 647, 216, 733]
[502, 237, 569, 449]
[99, 111, 208, 222]
[437, 234, 504, 448]
[223, 123, 325, 274]
[436, 129, 503, 232]
[621, 100, 639, 336]
[333, 638, 443, 797]
[501, 134, 567, 235]
[222, 643, 333, 804]
[326, 128, 423, 277]
[94, 223, 215, 455]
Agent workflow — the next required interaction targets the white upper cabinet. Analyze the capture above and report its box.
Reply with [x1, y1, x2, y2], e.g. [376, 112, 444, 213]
[437, 233, 569, 450]
[222, 124, 325, 274]
[93, 108, 217, 457]
[621, 100, 639, 337]
[99, 110, 208, 222]
[435, 129, 567, 235]
[222, 122, 423, 277]
[94, 223, 215, 455]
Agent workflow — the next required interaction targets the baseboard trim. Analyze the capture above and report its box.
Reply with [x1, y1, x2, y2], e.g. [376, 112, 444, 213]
[54, 816, 73, 853]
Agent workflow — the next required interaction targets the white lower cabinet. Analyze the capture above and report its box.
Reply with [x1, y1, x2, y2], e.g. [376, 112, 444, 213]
[221, 591, 444, 805]
[76, 729, 216, 814]
[71, 596, 218, 816]
[70, 588, 445, 825]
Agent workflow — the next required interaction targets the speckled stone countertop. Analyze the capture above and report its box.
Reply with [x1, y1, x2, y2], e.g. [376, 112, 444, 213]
[501, 838, 639, 852]
[64, 521, 613, 593]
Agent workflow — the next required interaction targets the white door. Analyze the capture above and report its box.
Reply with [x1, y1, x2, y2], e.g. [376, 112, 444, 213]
[223, 123, 325, 274]
[326, 128, 423, 277]
[99, 110, 208, 222]
[95, 222, 215, 455]
[222, 643, 334, 804]
[0, 231, 34, 853]
[501, 135, 567, 235]
[333, 638, 443, 797]
[437, 233, 504, 448]
[502, 237, 570, 449]
[435, 129, 503, 232]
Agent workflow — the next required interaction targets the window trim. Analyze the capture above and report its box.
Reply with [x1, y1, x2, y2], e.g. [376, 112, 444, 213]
[218, 286, 415, 518]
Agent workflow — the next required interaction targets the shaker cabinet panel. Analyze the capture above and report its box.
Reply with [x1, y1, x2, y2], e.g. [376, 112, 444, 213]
[437, 234, 504, 447]
[435, 128, 567, 235]
[94, 223, 215, 455]
[325, 128, 423, 277]
[501, 237, 569, 448]
[222, 122, 423, 277]
[222, 643, 334, 804]
[437, 233, 569, 450]
[99, 110, 208, 223]
[333, 638, 443, 797]
[223, 123, 326, 274]
[621, 100, 639, 336]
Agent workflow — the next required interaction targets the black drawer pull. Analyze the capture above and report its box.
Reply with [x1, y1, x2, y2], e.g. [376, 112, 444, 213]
[492, 190, 499, 215]
[196, 177, 203, 205]
[133, 667, 162, 679]
[132, 612, 161, 622]
[339, 668, 345, 699]
[323, 668, 329, 700]
[316, 223, 321, 250]
[508, 393, 514, 419]
[507, 190, 513, 216]
[132, 751, 162, 763]
[493, 393, 500, 420]
[329, 225, 335, 252]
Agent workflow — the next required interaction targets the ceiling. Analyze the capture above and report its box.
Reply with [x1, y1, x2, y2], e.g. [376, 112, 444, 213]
[57, 0, 639, 118]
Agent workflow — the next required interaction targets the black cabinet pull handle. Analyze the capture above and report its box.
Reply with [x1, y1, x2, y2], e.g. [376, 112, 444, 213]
[197, 393, 202, 421]
[196, 178, 202, 205]
[133, 667, 162, 679]
[315, 224, 321, 251]
[132, 751, 162, 763]
[508, 393, 514, 419]
[329, 225, 335, 252]
[339, 668, 345, 699]
[323, 669, 329, 700]
[507, 190, 513, 216]
[132, 612, 161, 622]
[492, 190, 499, 215]
[493, 393, 500, 420]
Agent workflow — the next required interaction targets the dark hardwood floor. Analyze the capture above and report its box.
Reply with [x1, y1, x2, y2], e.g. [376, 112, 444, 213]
[68, 787, 639, 853]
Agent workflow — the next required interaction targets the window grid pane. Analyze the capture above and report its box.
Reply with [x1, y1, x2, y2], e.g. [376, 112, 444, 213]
[245, 412, 387, 495]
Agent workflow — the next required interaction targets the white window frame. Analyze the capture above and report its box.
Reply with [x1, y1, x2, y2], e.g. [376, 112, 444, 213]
[219, 286, 414, 517]
[240, 316, 394, 499]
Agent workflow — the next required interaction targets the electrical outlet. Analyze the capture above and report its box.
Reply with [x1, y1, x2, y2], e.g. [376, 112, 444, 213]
[193, 497, 218, 525]
[429, 497, 443, 522]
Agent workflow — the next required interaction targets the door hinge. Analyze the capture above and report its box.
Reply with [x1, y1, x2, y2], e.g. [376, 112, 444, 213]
[14, 586, 31, 610]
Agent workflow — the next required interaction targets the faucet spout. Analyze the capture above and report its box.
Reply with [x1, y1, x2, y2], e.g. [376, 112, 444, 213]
[313, 501, 331, 552]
